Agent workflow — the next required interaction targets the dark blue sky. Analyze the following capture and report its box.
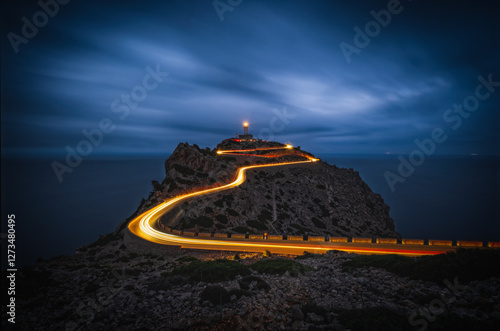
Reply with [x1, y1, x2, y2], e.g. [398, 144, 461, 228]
[2, 0, 499, 156]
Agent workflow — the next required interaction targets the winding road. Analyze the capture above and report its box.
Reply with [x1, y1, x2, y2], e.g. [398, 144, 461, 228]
[128, 146, 455, 256]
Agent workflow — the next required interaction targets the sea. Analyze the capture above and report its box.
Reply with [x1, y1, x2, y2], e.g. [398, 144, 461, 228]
[1, 154, 499, 267]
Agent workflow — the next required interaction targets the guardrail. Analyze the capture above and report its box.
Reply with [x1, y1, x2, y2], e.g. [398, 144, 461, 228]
[308, 236, 326, 242]
[352, 237, 372, 243]
[214, 233, 228, 238]
[158, 226, 500, 248]
[457, 241, 483, 247]
[198, 232, 212, 238]
[330, 237, 348, 243]
[376, 238, 397, 244]
[428, 239, 453, 246]
[402, 239, 424, 245]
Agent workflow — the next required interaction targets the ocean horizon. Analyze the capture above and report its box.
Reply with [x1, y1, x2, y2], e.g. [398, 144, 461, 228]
[2, 154, 499, 267]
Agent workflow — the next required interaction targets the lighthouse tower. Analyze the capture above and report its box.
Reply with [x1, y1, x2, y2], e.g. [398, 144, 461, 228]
[239, 121, 254, 141]
[243, 122, 249, 135]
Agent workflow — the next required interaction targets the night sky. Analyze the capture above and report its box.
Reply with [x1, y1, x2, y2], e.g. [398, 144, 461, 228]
[2, 0, 499, 157]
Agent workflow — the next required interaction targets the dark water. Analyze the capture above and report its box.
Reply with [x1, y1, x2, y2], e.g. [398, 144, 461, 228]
[2, 154, 499, 267]
[1, 156, 167, 268]
[320, 154, 500, 243]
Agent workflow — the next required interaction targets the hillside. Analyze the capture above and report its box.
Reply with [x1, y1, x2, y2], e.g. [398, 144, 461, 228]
[137, 140, 398, 239]
[6, 140, 500, 331]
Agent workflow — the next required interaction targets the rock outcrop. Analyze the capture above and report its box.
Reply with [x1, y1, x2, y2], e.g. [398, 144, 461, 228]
[5, 140, 499, 330]
[7, 249, 500, 330]
[144, 141, 398, 238]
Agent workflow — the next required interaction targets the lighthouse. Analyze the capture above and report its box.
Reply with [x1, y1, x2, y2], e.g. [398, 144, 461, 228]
[238, 121, 254, 141]
[243, 122, 249, 135]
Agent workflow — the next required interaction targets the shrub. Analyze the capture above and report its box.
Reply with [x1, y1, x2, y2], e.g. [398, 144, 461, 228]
[84, 282, 100, 294]
[167, 182, 178, 192]
[170, 259, 250, 283]
[337, 307, 408, 331]
[226, 208, 239, 216]
[87, 232, 118, 248]
[311, 217, 326, 229]
[257, 209, 272, 223]
[173, 164, 195, 176]
[341, 248, 500, 284]
[232, 226, 253, 234]
[177, 178, 193, 185]
[251, 258, 310, 276]
[238, 275, 270, 291]
[228, 288, 252, 299]
[192, 216, 213, 228]
[200, 286, 230, 306]
[291, 223, 309, 234]
[246, 220, 268, 231]
[176, 256, 198, 263]
[215, 214, 228, 224]
[301, 304, 328, 320]
[296, 251, 322, 260]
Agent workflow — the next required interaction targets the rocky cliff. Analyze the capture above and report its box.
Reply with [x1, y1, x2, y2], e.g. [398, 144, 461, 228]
[6, 141, 500, 331]
[138, 141, 398, 238]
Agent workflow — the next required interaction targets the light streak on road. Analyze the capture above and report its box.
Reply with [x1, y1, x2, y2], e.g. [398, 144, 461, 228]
[128, 146, 451, 256]
[217, 146, 295, 154]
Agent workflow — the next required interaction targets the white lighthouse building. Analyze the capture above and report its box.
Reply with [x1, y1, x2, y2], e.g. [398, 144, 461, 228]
[238, 122, 254, 141]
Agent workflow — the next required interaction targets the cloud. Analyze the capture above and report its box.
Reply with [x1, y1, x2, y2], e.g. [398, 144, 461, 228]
[2, 0, 498, 156]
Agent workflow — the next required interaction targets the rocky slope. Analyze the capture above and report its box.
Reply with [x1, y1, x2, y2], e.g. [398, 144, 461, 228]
[141, 141, 398, 238]
[6, 248, 500, 330]
[4, 140, 499, 330]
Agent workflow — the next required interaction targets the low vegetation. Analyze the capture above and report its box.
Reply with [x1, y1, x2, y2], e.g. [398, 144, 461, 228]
[246, 219, 268, 231]
[182, 215, 213, 228]
[166, 257, 311, 284]
[238, 275, 270, 291]
[200, 286, 252, 306]
[341, 248, 500, 284]
[336, 307, 408, 331]
[169, 259, 250, 283]
[251, 258, 311, 276]
[200, 286, 230, 305]
[232, 226, 254, 234]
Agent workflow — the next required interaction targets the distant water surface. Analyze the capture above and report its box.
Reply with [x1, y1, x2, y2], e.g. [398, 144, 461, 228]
[320, 154, 499, 243]
[1, 154, 498, 267]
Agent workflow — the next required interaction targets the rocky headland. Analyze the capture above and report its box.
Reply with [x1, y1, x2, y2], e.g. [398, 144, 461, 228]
[3, 140, 500, 330]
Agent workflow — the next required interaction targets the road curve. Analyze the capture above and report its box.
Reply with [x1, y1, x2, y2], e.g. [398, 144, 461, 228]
[128, 148, 453, 256]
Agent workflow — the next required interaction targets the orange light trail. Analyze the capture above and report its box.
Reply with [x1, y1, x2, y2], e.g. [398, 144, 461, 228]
[128, 146, 452, 256]
[128, 159, 318, 247]
[217, 146, 294, 154]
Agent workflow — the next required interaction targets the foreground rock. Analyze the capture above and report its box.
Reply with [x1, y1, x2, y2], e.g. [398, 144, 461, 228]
[5, 249, 500, 330]
[144, 142, 399, 238]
